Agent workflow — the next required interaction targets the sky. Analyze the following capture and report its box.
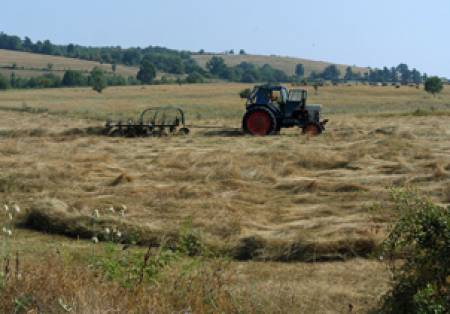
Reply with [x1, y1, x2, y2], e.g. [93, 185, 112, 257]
[2, 0, 449, 77]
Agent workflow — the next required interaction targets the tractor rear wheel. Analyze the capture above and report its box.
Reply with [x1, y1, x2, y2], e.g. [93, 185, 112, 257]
[243, 107, 278, 136]
[302, 123, 322, 136]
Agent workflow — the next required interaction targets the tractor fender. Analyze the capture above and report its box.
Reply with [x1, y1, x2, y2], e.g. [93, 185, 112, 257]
[246, 103, 281, 118]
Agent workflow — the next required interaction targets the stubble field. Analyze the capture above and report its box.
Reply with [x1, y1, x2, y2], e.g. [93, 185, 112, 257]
[0, 83, 449, 312]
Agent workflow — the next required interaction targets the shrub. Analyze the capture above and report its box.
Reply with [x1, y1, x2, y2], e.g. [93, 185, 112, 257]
[185, 72, 204, 84]
[62, 70, 87, 87]
[0, 73, 10, 90]
[380, 189, 449, 313]
[90, 67, 107, 93]
[424, 77, 444, 96]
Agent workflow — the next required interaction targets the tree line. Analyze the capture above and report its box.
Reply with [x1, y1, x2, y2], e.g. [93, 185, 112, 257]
[306, 63, 427, 85]
[0, 32, 205, 76]
[0, 32, 445, 90]
[205, 56, 291, 83]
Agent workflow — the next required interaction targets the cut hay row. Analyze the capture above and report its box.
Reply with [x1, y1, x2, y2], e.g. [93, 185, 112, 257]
[19, 198, 378, 262]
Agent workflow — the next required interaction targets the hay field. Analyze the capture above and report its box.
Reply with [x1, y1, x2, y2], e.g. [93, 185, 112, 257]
[193, 54, 368, 76]
[0, 84, 449, 312]
[0, 49, 138, 77]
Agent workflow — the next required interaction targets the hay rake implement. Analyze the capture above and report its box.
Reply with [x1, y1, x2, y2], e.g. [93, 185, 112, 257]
[104, 106, 191, 137]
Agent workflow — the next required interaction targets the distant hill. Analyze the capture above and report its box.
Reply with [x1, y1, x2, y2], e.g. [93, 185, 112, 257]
[0, 49, 138, 78]
[192, 53, 367, 77]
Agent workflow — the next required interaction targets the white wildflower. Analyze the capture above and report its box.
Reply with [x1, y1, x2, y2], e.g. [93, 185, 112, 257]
[2, 227, 7, 233]
[7, 229, 12, 236]
[91, 236, 99, 244]
[93, 209, 100, 218]
[379, 255, 384, 261]
[4, 204, 9, 212]
[108, 206, 115, 213]
[8, 213, 13, 221]
[105, 228, 111, 235]
[14, 204, 20, 213]
[116, 231, 122, 238]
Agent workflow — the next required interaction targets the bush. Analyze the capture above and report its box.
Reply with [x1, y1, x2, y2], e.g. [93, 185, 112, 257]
[185, 72, 204, 84]
[90, 67, 107, 93]
[62, 70, 87, 87]
[424, 76, 444, 96]
[0, 73, 10, 90]
[380, 189, 449, 313]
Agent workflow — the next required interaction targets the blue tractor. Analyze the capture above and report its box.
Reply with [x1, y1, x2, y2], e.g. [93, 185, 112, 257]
[242, 84, 328, 136]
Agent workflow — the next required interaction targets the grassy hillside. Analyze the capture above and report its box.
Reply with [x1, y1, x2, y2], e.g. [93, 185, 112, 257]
[0, 49, 138, 78]
[193, 53, 368, 76]
[0, 48, 369, 81]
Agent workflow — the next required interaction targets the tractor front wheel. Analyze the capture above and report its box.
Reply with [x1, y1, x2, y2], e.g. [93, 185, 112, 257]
[243, 108, 278, 136]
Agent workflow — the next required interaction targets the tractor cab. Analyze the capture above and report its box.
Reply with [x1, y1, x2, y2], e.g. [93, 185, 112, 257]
[246, 85, 307, 114]
[242, 84, 328, 136]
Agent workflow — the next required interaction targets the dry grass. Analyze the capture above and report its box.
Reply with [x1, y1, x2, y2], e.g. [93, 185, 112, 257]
[0, 251, 389, 313]
[0, 84, 449, 122]
[0, 49, 138, 77]
[0, 84, 449, 312]
[192, 54, 368, 76]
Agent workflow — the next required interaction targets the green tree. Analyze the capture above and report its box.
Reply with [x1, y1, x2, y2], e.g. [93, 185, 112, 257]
[206, 56, 228, 77]
[424, 77, 443, 96]
[411, 68, 422, 84]
[90, 67, 107, 93]
[0, 73, 10, 90]
[295, 64, 305, 78]
[42, 40, 54, 54]
[344, 66, 354, 81]
[239, 49, 246, 55]
[62, 70, 86, 86]
[137, 57, 156, 84]
[321, 65, 341, 81]
[397, 63, 411, 84]
[111, 62, 117, 73]
[10, 72, 16, 88]
[185, 72, 204, 84]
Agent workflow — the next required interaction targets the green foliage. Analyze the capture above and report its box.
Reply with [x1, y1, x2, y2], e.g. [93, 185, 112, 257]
[185, 72, 204, 84]
[93, 243, 179, 288]
[206, 56, 228, 77]
[137, 57, 156, 84]
[321, 65, 341, 81]
[90, 67, 107, 93]
[62, 70, 87, 87]
[424, 77, 444, 96]
[380, 189, 449, 314]
[0, 32, 204, 76]
[344, 66, 354, 81]
[295, 64, 305, 77]
[239, 88, 252, 99]
[0, 73, 10, 90]
[178, 220, 205, 257]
